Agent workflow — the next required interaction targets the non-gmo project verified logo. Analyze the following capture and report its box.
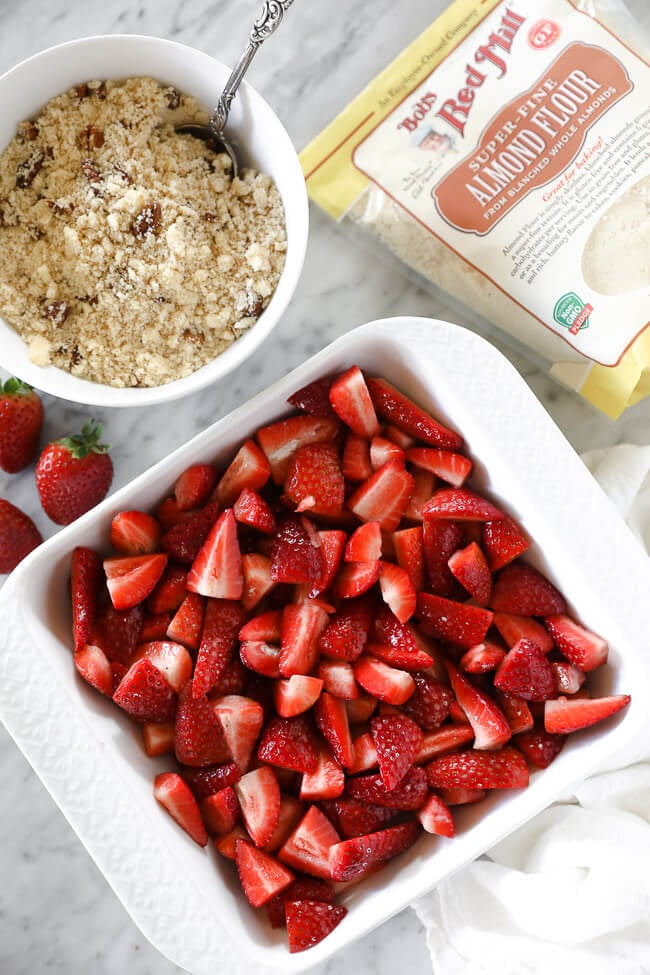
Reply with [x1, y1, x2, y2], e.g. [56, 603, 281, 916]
[553, 293, 593, 336]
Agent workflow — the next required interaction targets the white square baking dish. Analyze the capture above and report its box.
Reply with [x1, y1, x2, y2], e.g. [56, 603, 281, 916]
[0, 317, 648, 974]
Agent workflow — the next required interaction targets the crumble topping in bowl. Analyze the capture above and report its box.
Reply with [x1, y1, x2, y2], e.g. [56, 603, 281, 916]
[0, 76, 287, 387]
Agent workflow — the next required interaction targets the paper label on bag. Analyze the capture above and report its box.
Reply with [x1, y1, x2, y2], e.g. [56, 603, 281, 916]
[351, 0, 650, 367]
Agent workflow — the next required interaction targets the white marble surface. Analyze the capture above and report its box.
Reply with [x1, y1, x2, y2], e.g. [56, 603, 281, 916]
[0, 1, 648, 972]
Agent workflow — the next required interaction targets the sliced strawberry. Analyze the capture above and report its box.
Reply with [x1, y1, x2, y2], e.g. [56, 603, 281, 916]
[378, 562, 416, 623]
[314, 692, 355, 768]
[310, 529, 346, 596]
[393, 526, 425, 593]
[333, 560, 381, 599]
[286, 899, 347, 953]
[494, 689, 534, 734]
[346, 766, 428, 810]
[402, 673, 452, 731]
[441, 787, 485, 805]
[370, 436, 404, 470]
[318, 598, 372, 661]
[552, 660, 586, 695]
[423, 488, 504, 522]
[73, 643, 113, 697]
[174, 682, 230, 767]
[444, 660, 511, 750]
[285, 443, 345, 515]
[213, 695, 264, 772]
[104, 553, 168, 611]
[141, 612, 173, 642]
[215, 439, 271, 506]
[279, 600, 329, 677]
[448, 542, 492, 605]
[174, 464, 218, 512]
[215, 825, 249, 860]
[146, 563, 188, 614]
[257, 415, 340, 485]
[320, 799, 397, 838]
[233, 487, 276, 534]
[329, 820, 421, 882]
[515, 728, 566, 768]
[287, 376, 335, 416]
[344, 521, 382, 562]
[544, 695, 630, 734]
[404, 467, 436, 522]
[366, 377, 463, 449]
[422, 518, 464, 596]
[113, 657, 177, 722]
[482, 516, 529, 571]
[347, 460, 414, 533]
[543, 614, 608, 671]
[110, 510, 161, 556]
[342, 433, 373, 482]
[491, 562, 566, 616]
[494, 638, 556, 701]
[89, 599, 144, 665]
[186, 509, 243, 599]
[347, 732, 378, 773]
[137, 640, 193, 693]
[266, 876, 335, 928]
[318, 660, 359, 700]
[417, 593, 493, 648]
[417, 793, 455, 837]
[257, 716, 319, 773]
[161, 500, 220, 564]
[153, 772, 208, 846]
[274, 675, 324, 717]
[201, 785, 241, 835]
[240, 640, 282, 678]
[263, 795, 305, 853]
[239, 609, 282, 643]
[460, 641, 505, 674]
[415, 724, 475, 763]
[166, 591, 204, 650]
[493, 611, 554, 653]
[371, 714, 423, 790]
[234, 766, 282, 848]
[354, 656, 415, 706]
[300, 744, 345, 801]
[181, 762, 241, 799]
[210, 657, 247, 698]
[427, 746, 529, 790]
[271, 515, 323, 584]
[141, 721, 175, 757]
[365, 640, 433, 672]
[279, 805, 341, 879]
[235, 838, 294, 906]
[406, 448, 472, 487]
[241, 553, 275, 611]
[329, 365, 380, 438]
[71, 546, 103, 652]
[193, 598, 245, 697]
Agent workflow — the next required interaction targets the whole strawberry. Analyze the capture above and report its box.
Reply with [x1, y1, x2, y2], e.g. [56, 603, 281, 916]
[35, 420, 113, 525]
[0, 378, 44, 473]
[0, 498, 42, 572]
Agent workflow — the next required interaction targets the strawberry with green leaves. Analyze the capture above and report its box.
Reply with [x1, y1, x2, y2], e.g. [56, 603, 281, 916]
[0, 378, 44, 473]
[36, 420, 113, 525]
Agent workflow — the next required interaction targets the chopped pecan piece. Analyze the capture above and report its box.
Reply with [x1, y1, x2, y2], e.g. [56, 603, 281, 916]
[78, 125, 105, 150]
[43, 300, 70, 327]
[165, 87, 182, 109]
[131, 202, 162, 240]
[16, 150, 44, 188]
[18, 121, 39, 141]
[75, 83, 89, 99]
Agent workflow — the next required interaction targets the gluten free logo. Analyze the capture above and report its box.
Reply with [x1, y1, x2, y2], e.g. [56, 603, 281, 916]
[553, 292, 593, 335]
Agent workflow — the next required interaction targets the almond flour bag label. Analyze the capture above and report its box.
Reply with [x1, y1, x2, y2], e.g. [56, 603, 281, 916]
[301, 0, 650, 418]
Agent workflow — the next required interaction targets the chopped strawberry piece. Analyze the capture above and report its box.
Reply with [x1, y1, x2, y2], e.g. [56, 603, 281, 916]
[404, 467, 435, 522]
[263, 795, 305, 853]
[235, 838, 294, 906]
[234, 767, 282, 848]
[137, 640, 193, 693]
[515, 728, 566, 768]
[417, 794, 455, 837]
[155, 496, 187, 531]
[89, 599, 144, 665]
[444, 661, 511, 750]
[448, 542, 492, 605]
[257, 415, 340, 485]
[482, 516, 529, 571]
[73, 643, 113, 697]
[347, 460, 414, 533]
[279, 805, 341, 879]
[402, 673, 453, 731]
[366, 377, 463, 449]
[239, 609, 282, 643]
[314, 692, 355, 768]
[193, 598, 245, 697]
[543, 614, 608, 672]
[141, 721, 175, 757]
[161, 500, 220, 564]
[174, 682, 230, 767]
[153, 772, 208, 846]
[70, 547, 104, 652]
[354, 656, 415, 706]
[342, 433, 373, 482]
[370, 436, 404, 470]
[347, 732, 378, 773]
[491, 562, 566, 616]
[552, 660, 586, 695]
[285, 443, 345, 515]
[329, 820, 421, 882]
[215, 439, 271, 506]
[406, 448, 472, 487]
[318, 660, 359, 700]
[423, 488, 505, 522]
[110, 510, 161, 556]
[417, 593, 493, 648]
[415, 725, 475, 763]
[213, 695, 264, 772]
[333, 560, 381, 599]
[104, 553, 168, 610]
[329, 365, 380, 437]
[427, 746, 529, 790]
[274, 675, 324, 717]
[215, 825, 249, 859]
[233, 487, 276, 534]
[113, 657, 177, 722]
[460, 641, 505, 674]
[494, 689, 534, 734]
[320, 798, 398, 838]
[310, 529, 346, 596]
[393, 526, 426, 593]
[174, 464, 218, 511]
[266, 876, 335, 928]
[240, 640, 282, 678]
[422, 518, 464, 595]
[365, 640, 433, 671]
[271, 515, 323, 584]
[146, 563, 188, 614]
[494, 638, 557, 701]
[166, 591, 205, 650]
[379, 562, 417, 623]
[287, 376, 335, 416]
[492, 611, 554, 653]
[280, 600, 329, 676]
[346, 766, 428, 810]
[257, 716, 319, 773]
[344, 521, 382, 562]
[300, 744, 345, 801]
[318, 598, 372, 661]
[346, 693, 378, 723]
[186, 509, 243, 599]
[201, 785, 241, 835]
[441, 787, 486, 805]
[544, 694, 630, 734]
[181, 762, 241, 799]
[241, 553, 275, 611]
[140, 612, 173, 642]
[371, 714, 423, 790]
[286, 899, 347, 953]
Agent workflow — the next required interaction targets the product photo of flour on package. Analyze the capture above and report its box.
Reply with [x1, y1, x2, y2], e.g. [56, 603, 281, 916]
[301, 0, 650, 418]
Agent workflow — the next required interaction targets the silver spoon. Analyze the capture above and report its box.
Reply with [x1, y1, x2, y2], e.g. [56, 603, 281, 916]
[176, 0, 295, 179]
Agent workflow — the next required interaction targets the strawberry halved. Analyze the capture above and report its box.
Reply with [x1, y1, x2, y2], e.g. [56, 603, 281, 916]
[137, 640, 193, 693]
[342, 433, 373, 482]
[354, 656, 415, 706]
[300, 743, 345, 801]
[492, 611, 554, 653]
[271, 516, 324, 584]
[329, 365, 380, 438]
[192, 598, 245, 697]
[110, 510, 161, 556]
[426, 746, 529, 790]
[448, 542, 492, 605]
[186, 509, 243, 600]
[318, 598, 372, 661]
[166, 591, 205, 650]
[482, 516, 529, 570]
[347, 460, 414, 533]
[402, 673, 453, 731]
[417, 592, 493, 648]
[266, 876, 335, 928]
[235, 838, 294, 906]
[274, 675, 324, 717]
[73, 643, 113, 697]
[174, 464, 218, 512]
[174, 682, 230, 767]
[200, 785, 241, 835]
[415, 724, 475, 763]
[286, 900, 348, 953]
[234, 766, 282, 849]
[544, 694, 630, 734]
[423, 488, 505, 522]
[71, 546, 103, 652]
[543, 614, 608, 672]
[422, 518, 464, 596]
[366, 377, 463, 449]
[490, 562, 566, 616]
[161, 500, 220, 564]
[406, 447, 472, 487]
[104, 553, 168, 610]
[113, 657, 177, 723]
[493, 638, 557, 701]
[287, 376, 335, 416]
[233, 487, 276, 534]
[319, 798, 397, 838]
[346, 766, 429, 810]
[371, 713, 423, 790]
[280, 600, 329, 677]
[329, 820, 421, 882]
[417, 794, 455, 837]
[215, 439, 271, 507]
[285, 443, 345, 515]
[257, 716, 319, 773]
[279, 805, 341, 879]
[314, 692, 355, 769]
[153, 771, 208, 846]
[257, 415, 340, 485]
[444, 660, 511, 750]
[344, 521, 382, 562]
[333, 560, 381, 599]
[212, 695, 265, 773]
[379, 562, 417, 623]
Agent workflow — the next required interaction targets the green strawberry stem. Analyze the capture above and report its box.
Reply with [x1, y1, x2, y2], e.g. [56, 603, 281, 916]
[2, 377, 33, 395]
[55, 420, 111, 459]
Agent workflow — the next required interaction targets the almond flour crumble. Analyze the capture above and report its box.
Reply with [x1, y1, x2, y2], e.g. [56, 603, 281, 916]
[0, 77, 287, 387]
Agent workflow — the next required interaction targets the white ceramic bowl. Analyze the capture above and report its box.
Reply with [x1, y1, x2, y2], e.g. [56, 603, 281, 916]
[0, 34, 308, 407]
[0, 318, 648, 973]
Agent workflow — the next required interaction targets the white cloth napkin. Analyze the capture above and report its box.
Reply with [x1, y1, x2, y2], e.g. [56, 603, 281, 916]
[414, 444, 650, 975]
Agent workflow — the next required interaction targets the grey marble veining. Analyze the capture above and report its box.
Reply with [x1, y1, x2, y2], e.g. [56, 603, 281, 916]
[0, 0, 649, 973]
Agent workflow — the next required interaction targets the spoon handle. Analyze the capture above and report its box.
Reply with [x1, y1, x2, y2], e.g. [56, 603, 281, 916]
[210, 0, 295, 136]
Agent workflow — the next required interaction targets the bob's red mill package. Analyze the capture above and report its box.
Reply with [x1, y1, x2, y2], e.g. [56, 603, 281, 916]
[301, 0, 650, 418]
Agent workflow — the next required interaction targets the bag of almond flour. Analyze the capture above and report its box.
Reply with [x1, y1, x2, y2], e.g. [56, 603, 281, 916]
[301, 0, 650, 418]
